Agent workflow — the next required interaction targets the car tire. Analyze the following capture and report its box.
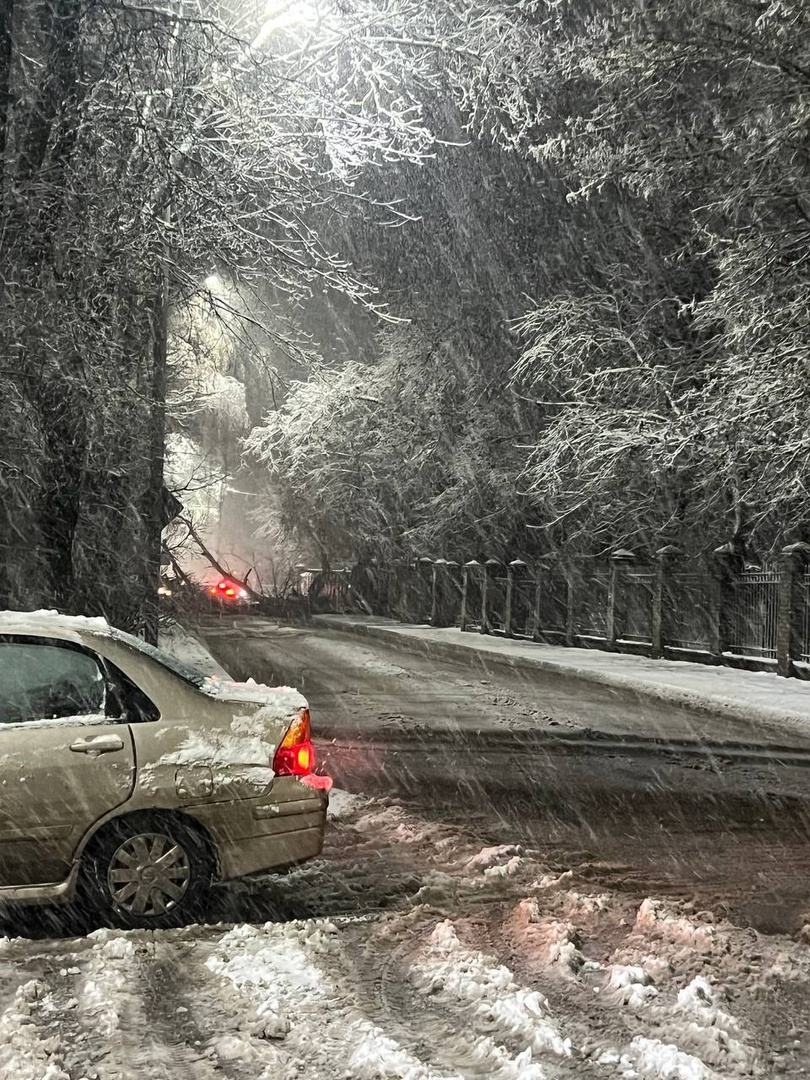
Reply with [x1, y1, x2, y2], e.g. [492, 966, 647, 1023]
[81, 813, 214, 931]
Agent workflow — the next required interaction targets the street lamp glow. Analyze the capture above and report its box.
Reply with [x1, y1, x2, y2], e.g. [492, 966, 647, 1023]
[255, 0, 320, 46]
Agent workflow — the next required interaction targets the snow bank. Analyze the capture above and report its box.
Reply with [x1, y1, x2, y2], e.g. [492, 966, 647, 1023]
[0, 980, 69, 1080]
[465, 845, 521, 872]
[604, 965, 659, 1009]
[635, 900, 719, 952]
[349, 1032, 453, 1080]
[605, 1036, 723, 1079]
[80, 942, 130, 1039]
[414, 920, 572, 1060]
[327, 788, 369, 820]
[206, 920, 467, 1078]
[532, 870, 574, 890]
[484, 855, 523, 878]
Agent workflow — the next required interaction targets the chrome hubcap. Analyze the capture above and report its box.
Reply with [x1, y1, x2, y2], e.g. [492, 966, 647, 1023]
[107, 832, 191, 917]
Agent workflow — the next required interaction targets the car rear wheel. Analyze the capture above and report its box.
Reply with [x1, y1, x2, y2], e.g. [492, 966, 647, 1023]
[82, 814, 213, 930]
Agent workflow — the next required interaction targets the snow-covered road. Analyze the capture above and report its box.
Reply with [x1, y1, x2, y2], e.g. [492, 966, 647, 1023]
[200, 618, 810, 937]
[1, 618, 807, 1078]
[1, 790, 808, 1079]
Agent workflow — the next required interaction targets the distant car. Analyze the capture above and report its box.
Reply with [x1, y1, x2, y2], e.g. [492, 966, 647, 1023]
[207, 579, 252, 605]
[0, 611, 329, 929]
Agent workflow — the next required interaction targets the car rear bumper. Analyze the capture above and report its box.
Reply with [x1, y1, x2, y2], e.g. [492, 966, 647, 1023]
[218, 818, 325, 880]
[190, 779, 329, 882]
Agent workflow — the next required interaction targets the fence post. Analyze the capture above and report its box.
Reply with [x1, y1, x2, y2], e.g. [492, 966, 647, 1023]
[416, 557, 433, 623]
[482, 559, 501, 634]
[710, 544, 741, 659]
[431, 559, 455, 628]
[531, 559, 544, 641]
[505, 559, 527, 637]
[651, 545, 680, 659]
[777, 543, 810, 677]
[446, 560, 461, 627]
[430, 560, 440, 626]
[564, 560, 576, 646]
[606, 549, 635, 650]
[460, 560, 479, 633]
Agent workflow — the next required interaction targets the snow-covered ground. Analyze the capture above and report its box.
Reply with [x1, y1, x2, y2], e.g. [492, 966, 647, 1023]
[0, 621, 785, 1076]
[1, 789, 807, 1079]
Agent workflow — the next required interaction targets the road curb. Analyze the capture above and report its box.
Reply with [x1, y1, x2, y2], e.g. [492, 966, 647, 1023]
[315, 615, 810, 750]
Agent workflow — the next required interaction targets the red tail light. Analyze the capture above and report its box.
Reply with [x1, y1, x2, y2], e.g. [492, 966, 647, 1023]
[272, 709, 315, 777]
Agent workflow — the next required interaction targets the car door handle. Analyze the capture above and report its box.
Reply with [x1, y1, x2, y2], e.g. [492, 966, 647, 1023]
[69, 735, 125, 755]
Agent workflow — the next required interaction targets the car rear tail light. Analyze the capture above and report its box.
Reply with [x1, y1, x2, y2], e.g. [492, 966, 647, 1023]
[272, 708, 315, 777]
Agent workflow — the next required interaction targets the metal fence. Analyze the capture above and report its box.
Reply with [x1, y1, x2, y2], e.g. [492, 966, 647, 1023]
[300, 547, 810, 678]
[666, 570, 714, 653]
[571, 562, 609, 640]
[622, 568, 655, 644]
[533, 562, 567, 640]
[727, 564, 779, 659]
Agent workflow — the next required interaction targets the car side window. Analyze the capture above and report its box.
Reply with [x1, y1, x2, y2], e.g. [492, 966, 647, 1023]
[0, 642, 107, 725]
[103, 661, 160, 724]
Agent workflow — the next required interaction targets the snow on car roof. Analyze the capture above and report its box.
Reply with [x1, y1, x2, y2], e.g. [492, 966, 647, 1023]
[0, 609, 111, 636]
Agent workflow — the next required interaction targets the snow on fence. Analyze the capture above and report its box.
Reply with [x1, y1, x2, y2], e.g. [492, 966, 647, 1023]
[329, 542, 810, 680]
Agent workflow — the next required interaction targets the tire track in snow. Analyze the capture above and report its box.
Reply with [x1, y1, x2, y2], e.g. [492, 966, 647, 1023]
[202, 919, 471, 1079]
[334, 918, 576, 1080]
[56, 928, 279, 1080]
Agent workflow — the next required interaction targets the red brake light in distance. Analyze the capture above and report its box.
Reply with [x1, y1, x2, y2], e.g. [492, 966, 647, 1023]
[272, 709, 315, 777]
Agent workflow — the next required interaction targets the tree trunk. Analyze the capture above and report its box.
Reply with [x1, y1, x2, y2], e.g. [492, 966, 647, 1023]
[142, 267, 170, 644]
[0, 0, 13, 199]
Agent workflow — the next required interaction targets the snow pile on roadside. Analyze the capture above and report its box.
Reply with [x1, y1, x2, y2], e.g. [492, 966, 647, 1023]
[327, 788, 368, 820]
[495, 887, 765, 1077]
[604, 965, 659, 1009]
[347, 799, 451, 849]
[485, 856, 523, 878]
[583, 899, 759, 1075]
[635, 899, 719, 953]
[533, 870, 574, 890]
[508, 897, 596, 976]
[0, 979, 69, 1080]
[465, 845, 522, 872]
[79, 928, 140, 1039]
[206, 920, 458, 1079]
[599, 1037, 723, 1079]
[349, 1032, 455, 1080]
[413, 919, 572, 1062]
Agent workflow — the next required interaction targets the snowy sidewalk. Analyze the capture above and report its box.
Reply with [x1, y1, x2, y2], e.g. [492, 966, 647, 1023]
[318, 615, 810, 745]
